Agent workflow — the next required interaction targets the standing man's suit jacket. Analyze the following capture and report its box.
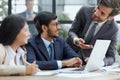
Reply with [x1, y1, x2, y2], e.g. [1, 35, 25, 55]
[26, 35, 79, 70]
[19, 11, 36, 20]
[66, 6, 119, 66]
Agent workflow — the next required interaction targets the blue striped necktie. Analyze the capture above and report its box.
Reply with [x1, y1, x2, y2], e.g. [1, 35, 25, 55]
[49, 43, 54, 60]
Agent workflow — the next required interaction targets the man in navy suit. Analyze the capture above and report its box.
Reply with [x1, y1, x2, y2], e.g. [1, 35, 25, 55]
[25, 11, 82, 70]
[66, 0, 120, 66]
[19, 0, 38, 36]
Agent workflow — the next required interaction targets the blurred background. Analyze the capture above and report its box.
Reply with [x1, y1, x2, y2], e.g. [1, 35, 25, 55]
[0, 0, 120, 54]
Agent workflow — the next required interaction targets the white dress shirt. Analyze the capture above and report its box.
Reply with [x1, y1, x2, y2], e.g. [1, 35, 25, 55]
[5, 46, 25, 66]
[73, 21, 106, 44]
[41, 38, 62, 69]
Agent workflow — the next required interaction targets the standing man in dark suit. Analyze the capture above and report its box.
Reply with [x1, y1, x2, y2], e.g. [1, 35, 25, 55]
[19, 0, 38, 36]
[66, 0, 120, 66]
[19, 0, 36, 21]
[25, 11, 82, 70]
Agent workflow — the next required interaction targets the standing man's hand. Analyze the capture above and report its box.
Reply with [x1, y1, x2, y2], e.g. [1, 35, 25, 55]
[75, 38, 93, 49]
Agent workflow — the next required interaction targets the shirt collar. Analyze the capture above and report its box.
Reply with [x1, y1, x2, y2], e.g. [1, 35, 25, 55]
[6, 46, 16, 59]
[41, 37, 54, 48]
[6, 46, 25, 58]
[26, 10, 33, 14]
[94, 20, 107, 27]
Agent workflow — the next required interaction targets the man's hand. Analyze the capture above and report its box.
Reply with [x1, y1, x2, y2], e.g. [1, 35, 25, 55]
[62, 57, 82, 68]
[75, 38, 93, 49]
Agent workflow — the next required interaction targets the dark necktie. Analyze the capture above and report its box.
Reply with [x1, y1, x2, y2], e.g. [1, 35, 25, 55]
[49, 43, 54, 60]
[85, 23, 98, 43]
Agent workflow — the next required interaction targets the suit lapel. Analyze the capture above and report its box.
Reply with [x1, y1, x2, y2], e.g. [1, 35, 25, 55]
[91, 21, 111, 43]
[3, 46, 10, 65]
[35, 37, 50, 60]
[21, 52, 27, 65]
[53, 39, 60, 59]
[94, 21, 111, 39]
[81, 13, 93, 38]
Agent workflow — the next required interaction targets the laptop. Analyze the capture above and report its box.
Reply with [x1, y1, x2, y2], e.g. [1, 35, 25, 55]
[71, 40, 111, 73]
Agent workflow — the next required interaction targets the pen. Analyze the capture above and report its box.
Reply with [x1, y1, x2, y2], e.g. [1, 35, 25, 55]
[26, 61, 31, 65]
[26, 61, 41, 72]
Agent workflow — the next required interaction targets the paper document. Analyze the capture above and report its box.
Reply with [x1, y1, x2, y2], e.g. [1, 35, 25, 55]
[56, 72, 105, 78]
[102, 67, 120, 73]
[33, 71, 59, 76]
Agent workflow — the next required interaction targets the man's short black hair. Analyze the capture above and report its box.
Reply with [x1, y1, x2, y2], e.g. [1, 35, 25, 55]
[34, 11, 57, 34]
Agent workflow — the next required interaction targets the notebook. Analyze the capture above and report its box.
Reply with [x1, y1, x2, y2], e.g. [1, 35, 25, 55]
[70, 40, 111, 73]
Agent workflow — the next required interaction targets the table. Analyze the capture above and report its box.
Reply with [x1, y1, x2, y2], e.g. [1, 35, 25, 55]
[1, 63, 120, 80]
[0, 73, 120, 80]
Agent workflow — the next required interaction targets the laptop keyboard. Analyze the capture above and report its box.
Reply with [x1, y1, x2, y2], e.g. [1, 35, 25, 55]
[58, 66, 86, 74]
[72, 65, 86, 71]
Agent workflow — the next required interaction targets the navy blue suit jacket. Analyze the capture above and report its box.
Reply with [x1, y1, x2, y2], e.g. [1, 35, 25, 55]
[26, 35, 79, 70]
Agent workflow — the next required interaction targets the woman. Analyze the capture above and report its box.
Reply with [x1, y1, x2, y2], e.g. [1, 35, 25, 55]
[0, 15, 38, 76]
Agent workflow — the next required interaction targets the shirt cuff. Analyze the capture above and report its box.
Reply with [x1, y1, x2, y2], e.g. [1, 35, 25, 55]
[57, 60, 62, 69]
[73, 37, 79, 45]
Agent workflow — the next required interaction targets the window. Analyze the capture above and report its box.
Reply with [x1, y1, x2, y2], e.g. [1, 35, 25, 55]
[0, 0, 120, 38]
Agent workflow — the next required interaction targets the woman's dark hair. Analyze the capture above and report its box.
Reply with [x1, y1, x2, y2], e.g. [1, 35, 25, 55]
[0, 15, 26, 45]
[34, 11, 57, 34]
[98, 0, 120, 16]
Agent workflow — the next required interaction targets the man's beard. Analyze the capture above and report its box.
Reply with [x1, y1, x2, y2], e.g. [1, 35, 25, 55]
[47, 30, 58, 38]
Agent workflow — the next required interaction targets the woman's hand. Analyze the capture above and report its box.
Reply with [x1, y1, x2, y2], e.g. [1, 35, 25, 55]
[25, 62, 38, 75]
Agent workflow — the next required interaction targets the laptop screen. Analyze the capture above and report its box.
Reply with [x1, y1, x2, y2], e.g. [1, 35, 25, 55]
[84, 40, 111, 72]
